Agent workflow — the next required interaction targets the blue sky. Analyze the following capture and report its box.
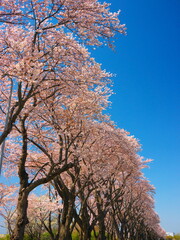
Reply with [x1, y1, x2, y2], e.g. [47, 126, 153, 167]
[93, 0, 180, 234]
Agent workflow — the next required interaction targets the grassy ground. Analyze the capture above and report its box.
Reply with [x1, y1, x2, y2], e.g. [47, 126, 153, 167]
[0, 233, 97, 240]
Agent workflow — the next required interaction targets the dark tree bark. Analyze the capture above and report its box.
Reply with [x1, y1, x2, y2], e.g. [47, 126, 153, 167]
[11, 117, 29, 240]
[53, 176, 76, 240]
[10, 117, 74, 240]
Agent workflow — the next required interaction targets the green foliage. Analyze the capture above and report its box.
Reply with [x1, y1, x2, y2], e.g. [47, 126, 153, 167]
[72, 231, 79, 240]
[0, 233, 52, 240]
[0, 232, 113, 240]
[41, 232, 51, 240]
[166, 234, 180, 240]
[174, 234, 180, 240]
[71, 231, 97, 240]
[23, 232, 50, 240]
[0, 235, 10, 240]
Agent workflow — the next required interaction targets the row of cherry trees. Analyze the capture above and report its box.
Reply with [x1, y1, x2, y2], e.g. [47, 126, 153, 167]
[0, 0, 165, 239]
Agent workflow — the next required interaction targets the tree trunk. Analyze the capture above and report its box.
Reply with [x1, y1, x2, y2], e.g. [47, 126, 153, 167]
[98, 216, 106, 240]
[59, 197, 74, 240]
[11, 190, 29, 240]
[80, 224, 91, 240]
[79, 204, 91, 240]
[59, 224, 72, 240]
[95, 191, 106, 240]
[11, 117, 29, 240]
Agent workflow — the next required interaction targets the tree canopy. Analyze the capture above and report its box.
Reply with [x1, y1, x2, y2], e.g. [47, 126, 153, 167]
[0, 1, 165, 240]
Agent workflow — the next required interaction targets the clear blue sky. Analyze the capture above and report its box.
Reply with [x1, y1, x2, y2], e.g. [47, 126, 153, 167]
[93, 0, 180, 234]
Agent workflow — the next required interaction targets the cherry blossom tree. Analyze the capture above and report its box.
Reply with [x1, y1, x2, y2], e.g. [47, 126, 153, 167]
[0, 1, 125, 239]
[0, 1, 166, 240]
[0, 0, 126, 146]
[0, 184, 17, 237]
[1, 117, 166, 240]
[26, 189, 62, 240]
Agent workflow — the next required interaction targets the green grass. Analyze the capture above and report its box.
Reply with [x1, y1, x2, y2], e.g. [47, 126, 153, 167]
[0, 235, 10, 240]
[0, 233, 97, 240]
